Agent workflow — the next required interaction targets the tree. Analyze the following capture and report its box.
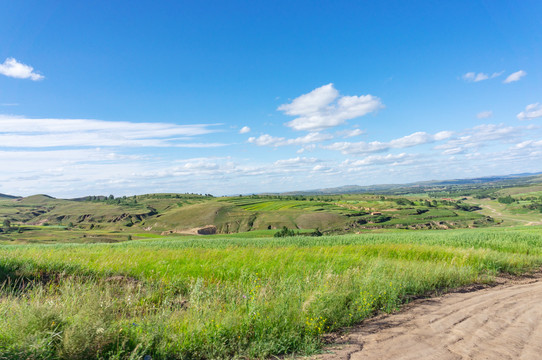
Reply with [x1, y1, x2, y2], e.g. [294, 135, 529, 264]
[311, 228, 323, 237]
[2, 219, 11, 232]
[274, 226, 296, 238]
[498, 195, 514, 204]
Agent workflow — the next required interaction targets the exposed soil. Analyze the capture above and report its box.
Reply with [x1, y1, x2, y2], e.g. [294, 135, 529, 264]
[312, 272, 542, 360]
[160, 225, 217, 235]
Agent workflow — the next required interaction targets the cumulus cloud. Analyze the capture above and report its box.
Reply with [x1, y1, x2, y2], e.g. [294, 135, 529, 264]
[239, 126, 251, 134]
[504, 70, 526, 84]
[325, 131, 452, 155]
[0, 115, 223, 147]
[517, 103, 542, 120]
[0, 58, 44, 81]
[248, 132, 333, 147]
[278, 83, 383, 131]
[462, 71, 502, 82]
[477, 111, 493, 119]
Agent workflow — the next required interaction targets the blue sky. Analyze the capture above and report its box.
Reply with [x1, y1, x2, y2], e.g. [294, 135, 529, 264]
[1, 0, 542, 197]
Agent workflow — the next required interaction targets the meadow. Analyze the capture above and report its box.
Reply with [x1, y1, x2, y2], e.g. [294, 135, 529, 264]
[1, 227, 542, 359]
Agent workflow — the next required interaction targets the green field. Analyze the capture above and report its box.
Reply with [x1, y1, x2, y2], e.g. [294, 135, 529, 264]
[1, 227, 542, 359]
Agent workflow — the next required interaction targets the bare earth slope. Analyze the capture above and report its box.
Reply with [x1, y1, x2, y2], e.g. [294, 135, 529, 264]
[314, 274, 542, 360]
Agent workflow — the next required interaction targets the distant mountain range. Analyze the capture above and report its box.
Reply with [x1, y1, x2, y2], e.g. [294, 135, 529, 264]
[0, 193, 20, 200]
[276, 172, 542, 196]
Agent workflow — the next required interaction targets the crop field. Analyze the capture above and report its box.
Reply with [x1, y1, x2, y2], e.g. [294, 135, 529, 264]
[222, 197, 349, 213]
[496, 185, 542, 197]
[1, 227, 542, 359]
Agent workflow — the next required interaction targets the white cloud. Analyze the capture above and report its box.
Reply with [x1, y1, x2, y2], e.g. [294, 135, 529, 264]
[442, 147, 466, 155]
[434, 123, 532, 154]
[174, 143, 226, 148]
[296, 144, 316, 154]
[517, 103, 542, 120]
[278, 83, 383, 131]
[477, 111, 493, 119]
[312, 164, 330, 172]
[273, 157, 319, 167]
[325, 131, 452, 155]
[389, 131, 452, 148]
[325, 141, 388, 155]
[248, 134, 281, 146]
[248, 132, 333, 147]
[504, 70, 526, 84]
[342, 153, 414, 167]
[462, 71, 502, 82]
[0, 115, 223, 147]
[337, 128, 364, 138]
[0, 58, 44, 81]
[239, 126, 251, 134]
[511, 140, 542, 150]
[0, 149, 141, 165]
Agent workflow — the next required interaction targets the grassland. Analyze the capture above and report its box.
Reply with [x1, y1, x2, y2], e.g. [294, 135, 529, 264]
[1, 227, 542, 359]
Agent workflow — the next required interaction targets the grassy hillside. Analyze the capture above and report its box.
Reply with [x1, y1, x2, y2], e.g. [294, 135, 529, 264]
[0, 193, 19, 200]
[0, 193, 496, 242]
[0, 227, 541, 359]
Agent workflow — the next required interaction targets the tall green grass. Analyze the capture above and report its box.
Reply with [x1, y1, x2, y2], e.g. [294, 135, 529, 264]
[0, 227, 541, 359]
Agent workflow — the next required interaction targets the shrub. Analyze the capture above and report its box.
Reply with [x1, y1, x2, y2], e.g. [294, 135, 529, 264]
[274, 226, 296, 237]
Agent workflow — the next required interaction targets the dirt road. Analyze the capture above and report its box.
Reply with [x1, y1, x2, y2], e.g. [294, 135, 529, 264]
[468, 200, 542, 226]
[313, 274, 542, 360]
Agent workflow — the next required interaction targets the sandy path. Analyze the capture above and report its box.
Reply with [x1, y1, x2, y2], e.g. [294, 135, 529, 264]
[313, 274, 542, 360]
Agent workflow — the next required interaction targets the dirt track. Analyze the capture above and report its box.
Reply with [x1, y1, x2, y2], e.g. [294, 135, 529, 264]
[313, 273, 542, 360]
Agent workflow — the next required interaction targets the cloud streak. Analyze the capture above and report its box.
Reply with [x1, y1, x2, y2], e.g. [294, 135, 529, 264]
[248, 132, 334, 147]
[325, 131, 452, 155]
[434, 123, 533, 154]
[462, 71, 502, 82]
[477, 111, 493, 119]
[504, 70, 526, 83]
[0, 116, 223, 148]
